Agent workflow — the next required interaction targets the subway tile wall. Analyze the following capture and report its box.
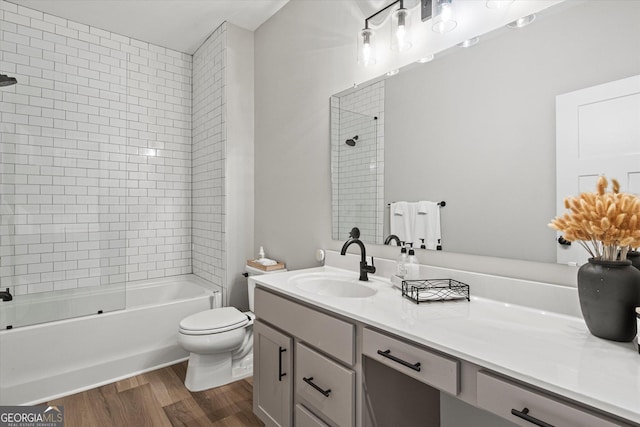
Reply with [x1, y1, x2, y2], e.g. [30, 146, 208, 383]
[0, 0, 192, 295]
[191, 25, 226, 288]
[331, 81, 385, 244]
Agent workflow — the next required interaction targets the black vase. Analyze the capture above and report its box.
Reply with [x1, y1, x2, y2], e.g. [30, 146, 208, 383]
[577, 258, 640, 342]
[627, 251, 640, 270]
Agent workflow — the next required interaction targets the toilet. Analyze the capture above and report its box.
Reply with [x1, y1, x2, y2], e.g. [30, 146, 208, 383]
[177, 266, 278, 392]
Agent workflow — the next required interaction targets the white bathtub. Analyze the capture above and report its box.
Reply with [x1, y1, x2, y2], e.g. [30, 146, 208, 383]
[0, 274, 220, 405]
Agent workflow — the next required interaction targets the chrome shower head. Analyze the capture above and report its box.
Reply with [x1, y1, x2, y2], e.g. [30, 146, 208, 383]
[345, 135, 358, 146]
[0, 74, 18, 87]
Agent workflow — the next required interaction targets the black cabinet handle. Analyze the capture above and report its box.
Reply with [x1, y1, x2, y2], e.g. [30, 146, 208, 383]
[377, 349, 421, 372]
[303, 377, 331, 397]
[511, 408, 555, 427]
[278, 347, 286, 381]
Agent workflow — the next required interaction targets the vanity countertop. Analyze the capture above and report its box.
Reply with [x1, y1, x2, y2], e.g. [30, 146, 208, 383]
[252, 266, 640, 425]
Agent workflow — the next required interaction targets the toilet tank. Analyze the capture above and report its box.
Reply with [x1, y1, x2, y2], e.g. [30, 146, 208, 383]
[245, 265, 287, 312]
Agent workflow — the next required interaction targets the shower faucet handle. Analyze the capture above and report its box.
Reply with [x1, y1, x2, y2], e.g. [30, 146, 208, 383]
[0, 287, 13, 302]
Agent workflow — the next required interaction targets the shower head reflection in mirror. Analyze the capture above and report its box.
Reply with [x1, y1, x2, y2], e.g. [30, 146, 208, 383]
[345, 135, 359, 146]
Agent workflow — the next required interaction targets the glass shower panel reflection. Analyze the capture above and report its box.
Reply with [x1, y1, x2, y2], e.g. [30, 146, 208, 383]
[0, 20, 127, 329]
[332, 109, 380, 243]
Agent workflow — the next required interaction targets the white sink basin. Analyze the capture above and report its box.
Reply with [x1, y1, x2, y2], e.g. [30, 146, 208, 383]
[289, 272, 378, 298]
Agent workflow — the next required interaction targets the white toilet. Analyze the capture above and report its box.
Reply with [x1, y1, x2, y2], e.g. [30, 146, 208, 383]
[177, 267, 275, 392]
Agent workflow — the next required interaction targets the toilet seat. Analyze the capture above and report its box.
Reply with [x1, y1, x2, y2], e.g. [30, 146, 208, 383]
[179, 307, 249, 336]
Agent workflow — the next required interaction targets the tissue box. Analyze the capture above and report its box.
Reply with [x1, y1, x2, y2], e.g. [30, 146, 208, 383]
[246, 259, 286, 271]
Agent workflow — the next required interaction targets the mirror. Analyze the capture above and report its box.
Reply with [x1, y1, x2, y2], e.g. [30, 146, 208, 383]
[331, 0, 640, 263]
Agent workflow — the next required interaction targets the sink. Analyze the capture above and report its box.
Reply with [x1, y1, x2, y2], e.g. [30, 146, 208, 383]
[290, 272, 378, 298]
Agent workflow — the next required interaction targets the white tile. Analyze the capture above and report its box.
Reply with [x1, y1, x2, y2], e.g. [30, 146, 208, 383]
[1, 6, 193, 296]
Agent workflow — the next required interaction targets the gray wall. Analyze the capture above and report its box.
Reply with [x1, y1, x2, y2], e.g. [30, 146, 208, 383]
[254, 0, 639, 286]
[384, 0, 640, 263]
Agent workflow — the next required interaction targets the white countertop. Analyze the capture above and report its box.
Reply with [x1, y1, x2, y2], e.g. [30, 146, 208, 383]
[252, 265, 640, 424]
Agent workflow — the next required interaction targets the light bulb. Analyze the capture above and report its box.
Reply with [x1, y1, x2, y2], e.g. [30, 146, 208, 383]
[432, 0, 457, 34]
[358, 28, 376, 66]
[391, 8, 412, 52]
[363, 42, 373, 64]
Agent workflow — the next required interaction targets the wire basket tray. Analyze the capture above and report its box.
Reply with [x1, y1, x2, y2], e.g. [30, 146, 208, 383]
[402, 279, 470, 304]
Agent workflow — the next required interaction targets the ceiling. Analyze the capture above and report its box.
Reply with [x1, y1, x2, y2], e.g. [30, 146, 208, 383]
[10, 0, 289, 54]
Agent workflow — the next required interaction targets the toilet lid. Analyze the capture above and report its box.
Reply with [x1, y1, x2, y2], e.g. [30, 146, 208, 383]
[179, 307, 249, 334]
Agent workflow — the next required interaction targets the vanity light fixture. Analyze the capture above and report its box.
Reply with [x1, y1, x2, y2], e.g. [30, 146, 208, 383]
[358, 0, 414, 66]
[507, 14, 536, 29]
[416, 54, 435, 63]
[486, 0, 514, 9]
[458, 36, 479, 48]
[391, 4, 412, 52]
[432, 0, 457, 34]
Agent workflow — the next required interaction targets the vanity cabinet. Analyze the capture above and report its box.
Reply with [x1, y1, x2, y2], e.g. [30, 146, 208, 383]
[253, 285, 636, 427]
[254, 288, 356, 427]
[253, 320, 293, 427]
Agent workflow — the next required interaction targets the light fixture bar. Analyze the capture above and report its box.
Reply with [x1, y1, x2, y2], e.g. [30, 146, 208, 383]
[363, 0, 405, 29]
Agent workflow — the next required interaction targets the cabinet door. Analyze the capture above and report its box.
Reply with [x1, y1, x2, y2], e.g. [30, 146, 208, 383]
[253, 320, 293, 427]
[556, 74, 640, 265]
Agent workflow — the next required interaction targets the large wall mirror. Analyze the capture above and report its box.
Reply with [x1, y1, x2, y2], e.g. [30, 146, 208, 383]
[331, 0, 640, 264]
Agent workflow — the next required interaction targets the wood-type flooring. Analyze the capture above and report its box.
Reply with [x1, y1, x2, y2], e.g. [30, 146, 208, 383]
[44, 361, 265, 427]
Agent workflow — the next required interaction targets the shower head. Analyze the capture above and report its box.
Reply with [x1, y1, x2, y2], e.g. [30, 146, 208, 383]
[345, 135, 359, 146]
[0, 74, 18, 87]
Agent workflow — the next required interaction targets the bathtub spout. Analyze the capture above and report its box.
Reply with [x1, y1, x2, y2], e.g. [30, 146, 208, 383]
[0, 288, 12, 302]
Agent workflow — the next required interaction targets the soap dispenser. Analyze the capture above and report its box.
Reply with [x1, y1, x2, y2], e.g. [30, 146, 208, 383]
[396, 242, 408, 278]
[406, 244, 419, 280]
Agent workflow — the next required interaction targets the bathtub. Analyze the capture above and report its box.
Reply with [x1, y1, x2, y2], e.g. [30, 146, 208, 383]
[0, 274, 220, 405]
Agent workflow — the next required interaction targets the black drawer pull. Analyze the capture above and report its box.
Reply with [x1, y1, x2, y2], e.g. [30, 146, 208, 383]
[303, 377, 331, 397]
[377, 349, 421, 372]
[278, 347, 286, 381]
[511, 408, 555, 427]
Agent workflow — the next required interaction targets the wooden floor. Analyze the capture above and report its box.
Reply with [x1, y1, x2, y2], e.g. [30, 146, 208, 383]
[45, 361, 265, 427]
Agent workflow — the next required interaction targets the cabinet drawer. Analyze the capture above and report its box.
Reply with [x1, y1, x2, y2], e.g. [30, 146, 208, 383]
[295, 404, 329, 427]
[296, 342, 355, 427]
[255, 288, 355, 365]
[362, 327, 459, 395]
[477, 371, 620, 427]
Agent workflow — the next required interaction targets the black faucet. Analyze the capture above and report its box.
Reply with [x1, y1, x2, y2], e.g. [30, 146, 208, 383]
[384, 234, 401, 246]
[0, 288, 12, 302]
[340, 227, 376, 281]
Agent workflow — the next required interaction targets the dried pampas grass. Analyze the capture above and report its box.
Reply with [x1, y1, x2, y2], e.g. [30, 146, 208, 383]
[549, 176, 640, 261]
